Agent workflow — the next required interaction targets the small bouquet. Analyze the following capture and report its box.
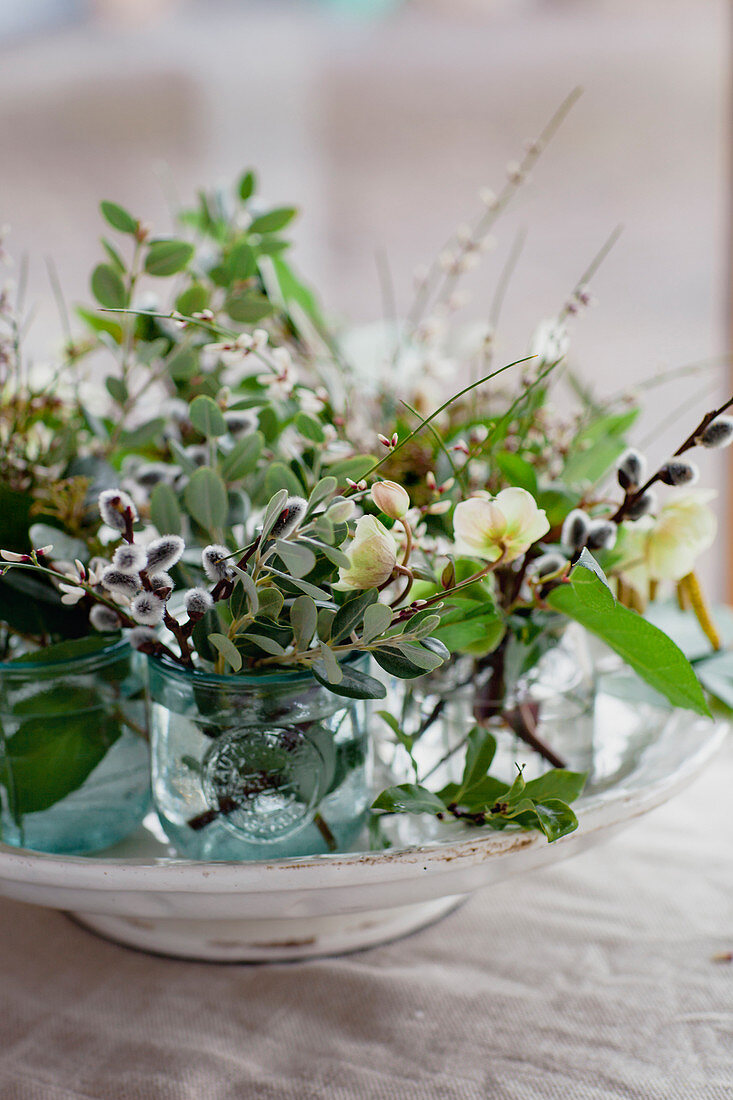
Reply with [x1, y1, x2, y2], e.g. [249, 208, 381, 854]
[1, 93, 730, 856]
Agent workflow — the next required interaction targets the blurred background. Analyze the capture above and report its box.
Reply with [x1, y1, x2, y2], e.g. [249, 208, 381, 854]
[0, 0, 728, 588]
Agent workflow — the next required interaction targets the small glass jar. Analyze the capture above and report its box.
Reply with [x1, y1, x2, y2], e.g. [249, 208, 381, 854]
[0, 638, 151, 854]
[148, 654, 372, 860]
[379, 625, 597, 789]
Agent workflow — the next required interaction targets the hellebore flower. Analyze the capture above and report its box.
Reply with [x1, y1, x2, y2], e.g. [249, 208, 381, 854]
[371, 480, 411, 520]
[616, 490, 717, 592]
[336, 515, 397, 590]
[453, 488, 549, 564]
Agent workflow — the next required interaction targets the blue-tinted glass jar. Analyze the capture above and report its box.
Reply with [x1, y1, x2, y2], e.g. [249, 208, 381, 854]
[148, 654, 372, 860]
[0, 638, 150, 854]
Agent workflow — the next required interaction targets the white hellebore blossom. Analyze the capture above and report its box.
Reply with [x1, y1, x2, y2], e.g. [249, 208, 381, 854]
[371, 480, 410, 520]
[336, 515, 397, 590]
[453, 488, 550, 564]
[616, 490, 717, 592]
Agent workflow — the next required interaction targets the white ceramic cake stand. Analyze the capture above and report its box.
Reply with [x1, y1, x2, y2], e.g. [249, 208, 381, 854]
[0, 699, 726, 962]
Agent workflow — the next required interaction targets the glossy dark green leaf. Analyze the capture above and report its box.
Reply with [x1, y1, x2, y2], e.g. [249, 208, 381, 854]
[312, 661, 387, 700]
[371, 784, 445, 815]
[548, 552, 710, 716]
[331, 589, 379, 643]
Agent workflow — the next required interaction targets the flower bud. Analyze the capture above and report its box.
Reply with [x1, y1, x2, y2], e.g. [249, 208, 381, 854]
[224, 411, 255, 439]
[626, 489, 657, 521]
[149, 572, 174, 592]
[616, 448, 646, 491]
[659, 460, 699, 487]
[371, 480, 410, 520]
[586, 520, 617, 551]
[89, 605, 121, 632]
[698, 416, 733, 448]
[269, 497, 307, 540]
[146, 536, 185, 573]
[561, 509, 591, 552]
[185, 587, 214, 619]
[98, 489, 137, 532]
[112, 544, 147, 575]
[131, 592, 166, 626]
[100, 568, 140, 599]
[336, 516, 397, 590]
[202, 544, 235, 582]
[529, 552, 566, 580]
[128, 626, 158, 651]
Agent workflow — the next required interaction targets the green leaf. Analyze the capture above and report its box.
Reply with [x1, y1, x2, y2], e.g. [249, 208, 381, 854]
[458, 727, 497, 796]
[208, 632, 242, 672]
[295, 411, 325, 444]
[256, 587, 284, 621]
[220, 432, 264, 481]
[317, 643, 343, 685]
[238, 169, 257, 201]
[2, 694, 121, 816]
[521, 770, 586, 804]
[189, 395, 227, 438]
[117, 418, 166, 449]
[275, 539, 316, 579]
[229, 240, 257, 279]
[91, 264, 127, 310]
[531, 799, 579, 842]
[371, 784, 445, 815]
[290, 595, 317, 649]
[264, 462, 303, 498]
[331, 589, 379, 643]
[144, 239, 195, 277]
[175, 284, 209, 315]
[101, 238, 126, 273]
[8, 635, 115, 665]
[326, 455, 377, 483]
[28, 523, 87, 563]
[243, 633, 287, 657]
[495, 451, 538, 495]
[150, 483, 182, 536]
[225, 291, 274, 324]
[100, 200, 138, 234]
[249, 207, 297, 234]
[371, 643, 444, 679]
[548, 552, 710, 716]
[361, 601, 393, 644]
[230, 566, 259, 616]
[308, 476, 338, 510]
[76, 305, 123, 342]
[105, 375, 128, 404]
[166, 346, 198, 381]
[184, 467, 228, 532]
[312, 661, 386, 700]
[260, 489, 290, 543]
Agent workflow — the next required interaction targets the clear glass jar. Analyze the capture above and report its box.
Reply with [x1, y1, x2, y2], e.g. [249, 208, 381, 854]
[0, 638, 151, 854]
[148, 654, 372, 860]
[378, 625, 596, 789]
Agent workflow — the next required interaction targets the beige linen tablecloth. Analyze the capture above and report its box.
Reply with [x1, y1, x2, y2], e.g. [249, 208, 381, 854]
[1, 741, 731, 1100]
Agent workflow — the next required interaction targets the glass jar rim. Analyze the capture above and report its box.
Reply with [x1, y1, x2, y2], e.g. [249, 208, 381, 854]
[146, 648, 366, 688]
[0, 635, 131, 675]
